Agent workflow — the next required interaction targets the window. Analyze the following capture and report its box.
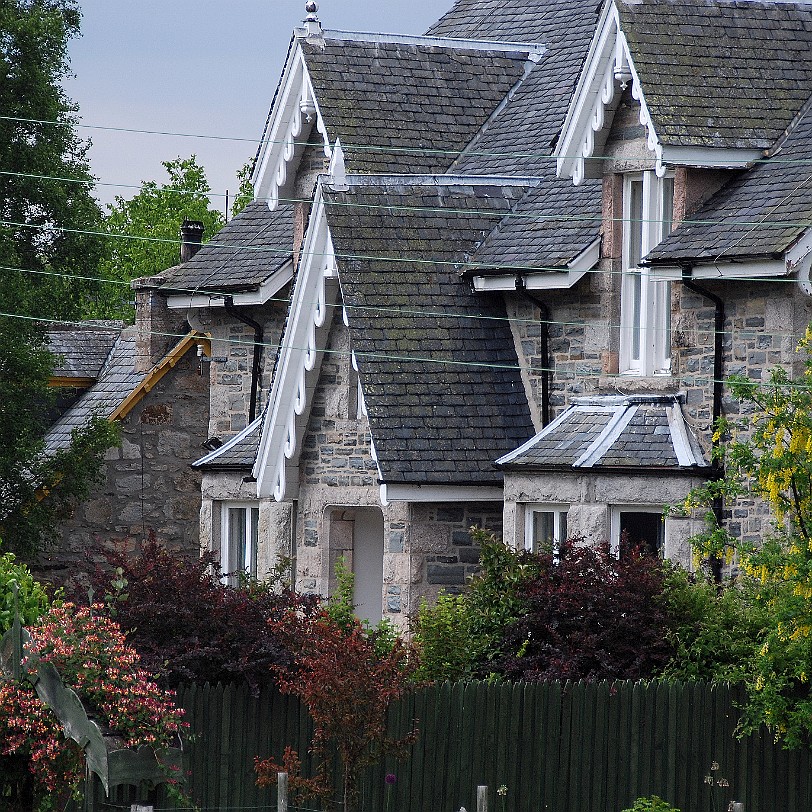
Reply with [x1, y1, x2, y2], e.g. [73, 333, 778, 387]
[610, 506, 664, 558]
[221, 503, 259, 585]
[620, 171, 674, 376]
[524, 505, 568, 555]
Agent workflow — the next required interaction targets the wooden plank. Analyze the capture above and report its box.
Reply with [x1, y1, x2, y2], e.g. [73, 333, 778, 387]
[604, 682, 622, 811]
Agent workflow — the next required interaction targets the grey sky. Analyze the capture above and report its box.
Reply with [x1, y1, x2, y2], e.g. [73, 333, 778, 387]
[66, 1, 452, 211]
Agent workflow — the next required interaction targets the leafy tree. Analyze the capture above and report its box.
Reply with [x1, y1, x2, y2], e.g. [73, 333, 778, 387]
[255, 609, 417, 812]
[230, 158, 255, 218]
[0, 2, 119, 559]
[0, 542, 50, 635]
[97, 156, 225, 318]
[680, 326, 812, 745]
[83, 537, 319, 692]
[0, 323, 119, 558]
[656, 564, 766, 684]
[0, 0, 107, 320]
[491, 540, 673, 682]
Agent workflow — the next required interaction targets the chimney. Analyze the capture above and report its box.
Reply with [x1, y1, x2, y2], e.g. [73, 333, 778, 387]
[180, 219, 205, 263]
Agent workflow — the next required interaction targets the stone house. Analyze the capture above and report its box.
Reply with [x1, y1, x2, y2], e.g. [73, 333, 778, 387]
[118, 0, 812, 627]
[41, 316, 211, 583]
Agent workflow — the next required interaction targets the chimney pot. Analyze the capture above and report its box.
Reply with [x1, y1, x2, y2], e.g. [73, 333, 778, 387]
[180, 219, 205, 263]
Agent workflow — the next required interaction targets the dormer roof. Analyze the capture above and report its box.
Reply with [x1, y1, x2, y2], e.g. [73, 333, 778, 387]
[496, 394, 708, 471]
[556, 0, 812, 184]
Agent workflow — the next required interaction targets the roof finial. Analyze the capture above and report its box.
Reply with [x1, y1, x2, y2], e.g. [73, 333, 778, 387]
[304, 0, 324, 45]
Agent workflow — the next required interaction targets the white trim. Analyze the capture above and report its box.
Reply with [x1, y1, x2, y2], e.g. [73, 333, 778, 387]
[220, 501, 260, 585]
[253, 41, 332, 211]
[653, 260, 788, 281]
[575, 404, 637, 467]
[165, 260, 294, 309]
[317, 28, 546, 55]
[470, 237, 600, 291]
[659, 145, 763, 170]
[524, 503, 569, 554]
[666, 404, 701, 467]
[379, 483, 504, 503]
[254, 184, 338, 500]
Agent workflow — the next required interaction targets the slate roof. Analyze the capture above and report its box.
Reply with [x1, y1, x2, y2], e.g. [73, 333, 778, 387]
[44, 331, 145, 455]
[464, 181, 602, 274]
[430, 0, 604, 271]
[496, 395, 708, 470]
[193, 417, 262, 470]
[618, 0, 812, 150]
[159, 201, 293, 296]
[47, 323, 122, 380]
[322, 179, 536, 485]
[301, 37, 534, 174]
[648, 101, 812, 264]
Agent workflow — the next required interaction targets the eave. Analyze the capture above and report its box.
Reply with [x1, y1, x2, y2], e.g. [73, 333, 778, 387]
[379, 483, 504, 505]
[470, 237, 600, 292]
[164, 259, 294, 310]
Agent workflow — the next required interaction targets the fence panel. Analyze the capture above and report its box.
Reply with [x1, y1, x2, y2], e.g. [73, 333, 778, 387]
[170, 680, 812, 812]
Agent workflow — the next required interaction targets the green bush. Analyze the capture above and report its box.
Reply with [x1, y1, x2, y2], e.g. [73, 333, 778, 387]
[0, 541, 50, 635]
[621, 796, 680, 812]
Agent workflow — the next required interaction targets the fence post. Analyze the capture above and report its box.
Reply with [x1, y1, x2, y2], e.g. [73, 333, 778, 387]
[477, 785, 488, 812]
[278, 772, 288, 812]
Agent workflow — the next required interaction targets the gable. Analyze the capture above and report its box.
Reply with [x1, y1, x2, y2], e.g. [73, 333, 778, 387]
[252, 29, 542, 209]
[554, 0, 812, 185]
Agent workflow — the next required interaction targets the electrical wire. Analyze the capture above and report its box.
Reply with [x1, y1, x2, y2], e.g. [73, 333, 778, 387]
[7, 113, 812, 167]
[4, 310, 809, 390]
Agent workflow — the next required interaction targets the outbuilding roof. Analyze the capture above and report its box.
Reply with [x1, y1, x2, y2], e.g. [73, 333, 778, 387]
[159, 201, 293, 296]
[47, 322, 122, 382]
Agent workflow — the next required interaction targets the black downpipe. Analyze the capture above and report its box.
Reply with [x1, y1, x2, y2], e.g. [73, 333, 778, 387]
[224, 298, 264, 424]
[682, 270, 725, 582]
[515, 277, 551, 427]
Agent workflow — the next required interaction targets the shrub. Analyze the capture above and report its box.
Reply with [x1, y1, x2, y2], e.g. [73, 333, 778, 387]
[491, 540, 673, 682]
[0, 542, 50, 635]
[81, 537, 319, 692]
[621, 796, 680, 812]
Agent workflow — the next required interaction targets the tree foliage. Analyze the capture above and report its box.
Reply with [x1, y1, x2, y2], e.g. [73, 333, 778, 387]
[0, 0, 106, 320]
[0, 321, 119, 557]
[255, 609, 417, 812]
[680, 327, 812, 746]
[230, 158, 255, 219]
[0, 542, 50, 635]
[82, 537, 319, 693]
[97, 156, 225, 318]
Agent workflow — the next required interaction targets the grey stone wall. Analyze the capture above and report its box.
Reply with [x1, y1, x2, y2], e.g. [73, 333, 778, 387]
[41, 350, 209, 586]
[189, 298, 289, 440]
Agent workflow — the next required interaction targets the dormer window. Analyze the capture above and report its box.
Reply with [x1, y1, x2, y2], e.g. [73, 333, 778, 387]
[620, 171, 674, 376]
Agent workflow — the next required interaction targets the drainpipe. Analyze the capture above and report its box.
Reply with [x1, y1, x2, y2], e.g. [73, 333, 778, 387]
[681, 268, 725, 582]
[515, 277, 551, 427]
[224, 298, 264, 424]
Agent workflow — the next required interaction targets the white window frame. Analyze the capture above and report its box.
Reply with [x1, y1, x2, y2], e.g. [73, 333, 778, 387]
[524, 504, 569, 555]
[609, 504, 664, 558]
[620, 171, 674, 376]
[220, 502, 260, 585]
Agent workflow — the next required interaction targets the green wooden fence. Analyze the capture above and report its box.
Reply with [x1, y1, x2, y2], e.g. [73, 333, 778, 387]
[161, 680, 811, 812]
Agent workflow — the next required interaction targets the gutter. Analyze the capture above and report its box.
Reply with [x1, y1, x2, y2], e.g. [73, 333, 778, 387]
[681, 267, 725, 582]
[224, 298, 264, 424]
